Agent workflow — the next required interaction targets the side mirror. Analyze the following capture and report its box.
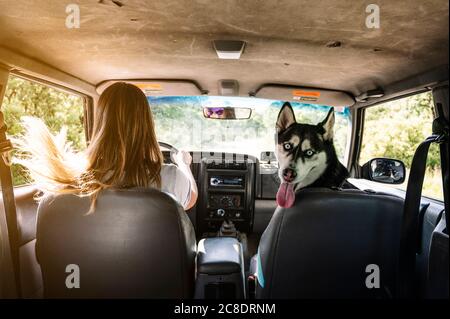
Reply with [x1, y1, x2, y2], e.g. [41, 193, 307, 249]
[361, 158, 406, 184]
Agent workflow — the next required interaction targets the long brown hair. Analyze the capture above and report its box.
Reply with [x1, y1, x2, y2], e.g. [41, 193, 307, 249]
[14, 82, 163, 212]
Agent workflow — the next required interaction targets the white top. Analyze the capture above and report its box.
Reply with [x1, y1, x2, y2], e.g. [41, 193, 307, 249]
[160, 164, 192, 209]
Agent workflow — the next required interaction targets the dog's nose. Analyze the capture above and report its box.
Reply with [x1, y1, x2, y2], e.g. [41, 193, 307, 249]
[282, 168, 297, 182]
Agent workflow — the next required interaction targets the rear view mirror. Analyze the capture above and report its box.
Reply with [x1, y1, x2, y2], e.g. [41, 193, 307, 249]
[203, 107, 252, 119]
[362, 158, 406, 184]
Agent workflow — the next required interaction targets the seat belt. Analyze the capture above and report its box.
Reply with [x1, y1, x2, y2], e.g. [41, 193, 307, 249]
[0, 110, 22, 298]
[397, 115, 449, 299]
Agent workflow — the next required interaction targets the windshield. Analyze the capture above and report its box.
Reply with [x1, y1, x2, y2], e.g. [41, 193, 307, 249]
[149, 96, 351, 162]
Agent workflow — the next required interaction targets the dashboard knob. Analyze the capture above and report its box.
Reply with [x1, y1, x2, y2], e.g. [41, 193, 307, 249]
[220, 196, 232, 207]
[216, 208, 225, 217]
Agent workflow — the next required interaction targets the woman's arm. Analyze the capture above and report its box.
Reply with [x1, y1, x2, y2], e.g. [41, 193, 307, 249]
[173, 150, 198, 210]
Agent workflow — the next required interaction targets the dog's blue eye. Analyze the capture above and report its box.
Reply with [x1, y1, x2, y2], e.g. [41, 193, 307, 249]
[283, 143, 292, 151]
[305, 149, 315, 157]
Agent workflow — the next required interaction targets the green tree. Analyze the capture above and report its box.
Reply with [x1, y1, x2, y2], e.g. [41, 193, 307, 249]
[2, 76, 85, 186]
[360, 91, 443, 200]
[360, 92, 439, 168]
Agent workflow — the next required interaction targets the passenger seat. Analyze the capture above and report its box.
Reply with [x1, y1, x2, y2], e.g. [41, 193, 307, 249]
[256, 188, 403, 298]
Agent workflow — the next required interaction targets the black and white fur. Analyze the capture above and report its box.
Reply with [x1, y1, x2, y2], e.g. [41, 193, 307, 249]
[276, 102, 348, 190]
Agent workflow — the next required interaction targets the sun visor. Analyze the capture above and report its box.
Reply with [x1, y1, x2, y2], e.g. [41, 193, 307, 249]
[96, 80, 207, 96]
[253, 85, 355, 107]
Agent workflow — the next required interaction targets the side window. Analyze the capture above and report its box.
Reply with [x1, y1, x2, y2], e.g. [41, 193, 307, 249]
[359, 92, 444, 201]
[2, 75, 86, 186]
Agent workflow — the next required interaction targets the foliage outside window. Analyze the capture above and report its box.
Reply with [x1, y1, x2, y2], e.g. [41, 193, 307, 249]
[359, 92, 443, 201]
[2, 75, 86, 186]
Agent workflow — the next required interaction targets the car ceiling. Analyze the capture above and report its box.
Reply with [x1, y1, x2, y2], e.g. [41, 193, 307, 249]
[0, 0, 448, 97]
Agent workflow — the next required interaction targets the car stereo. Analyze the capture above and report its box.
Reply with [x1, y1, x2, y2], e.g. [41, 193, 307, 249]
[197, 154, 256, 235]
[209, 175, 244, 188]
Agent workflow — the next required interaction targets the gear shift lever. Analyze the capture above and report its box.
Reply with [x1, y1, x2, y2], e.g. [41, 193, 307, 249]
[218, 218, 237, 237]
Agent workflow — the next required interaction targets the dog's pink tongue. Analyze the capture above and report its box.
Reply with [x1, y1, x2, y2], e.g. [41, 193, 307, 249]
[276, 183, 296, 208]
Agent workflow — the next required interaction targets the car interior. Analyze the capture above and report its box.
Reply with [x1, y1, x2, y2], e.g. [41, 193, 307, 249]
[0, 0, 448, 300]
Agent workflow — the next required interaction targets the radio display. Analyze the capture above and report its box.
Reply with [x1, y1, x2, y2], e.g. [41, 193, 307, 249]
[209, 175, 244, 187]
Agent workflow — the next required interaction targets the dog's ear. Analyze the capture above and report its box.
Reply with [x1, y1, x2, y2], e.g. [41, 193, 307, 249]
[276, 102, 296, 133]
[319, 107, 335, 140]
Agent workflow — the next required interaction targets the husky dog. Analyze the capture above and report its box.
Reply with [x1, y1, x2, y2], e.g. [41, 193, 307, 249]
[275, 102, 348, 208]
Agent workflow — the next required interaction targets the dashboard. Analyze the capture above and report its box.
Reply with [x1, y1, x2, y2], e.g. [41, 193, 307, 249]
[198, 154, 255, 235]
[163, 151, 280, 236]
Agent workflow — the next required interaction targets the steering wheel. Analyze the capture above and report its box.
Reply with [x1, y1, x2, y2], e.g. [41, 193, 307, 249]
[158, 142, 179, 164]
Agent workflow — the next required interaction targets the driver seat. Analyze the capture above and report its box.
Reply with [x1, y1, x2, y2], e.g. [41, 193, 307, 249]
[36, 188, 196, 298]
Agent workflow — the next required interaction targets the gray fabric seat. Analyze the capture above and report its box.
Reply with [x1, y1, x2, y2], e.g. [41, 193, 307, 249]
[36, 188, 196, 298]
[256, 188, 404, 299]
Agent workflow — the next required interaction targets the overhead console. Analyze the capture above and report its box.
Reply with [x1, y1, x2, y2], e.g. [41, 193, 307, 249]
[197, 153, 256, 236]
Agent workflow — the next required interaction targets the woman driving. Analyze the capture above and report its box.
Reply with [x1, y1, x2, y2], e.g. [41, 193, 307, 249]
[14, 82, 198, 212]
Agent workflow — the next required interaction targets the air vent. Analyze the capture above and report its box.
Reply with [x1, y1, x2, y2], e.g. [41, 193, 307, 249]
[206, 162, 247, 170]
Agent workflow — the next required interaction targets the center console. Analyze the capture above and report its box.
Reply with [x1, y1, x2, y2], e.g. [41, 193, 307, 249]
[193, 153, 258, 299]
[194, 237, 246, 299]
[197, 153, 256, 236]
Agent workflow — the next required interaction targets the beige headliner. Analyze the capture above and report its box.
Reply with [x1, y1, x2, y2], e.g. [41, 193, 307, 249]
[0, 0, 448, 97]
